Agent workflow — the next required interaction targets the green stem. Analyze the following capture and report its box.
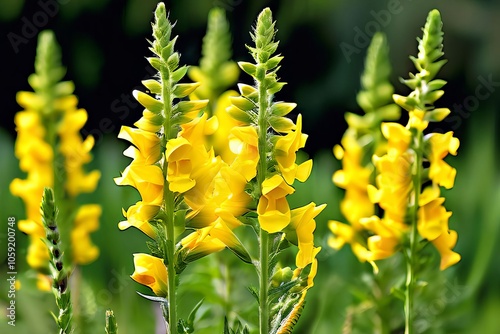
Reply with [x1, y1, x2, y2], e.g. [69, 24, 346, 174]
[257, 79, 270, 334]
[405, 130, 423, 334]
[161, 66, 177, 334]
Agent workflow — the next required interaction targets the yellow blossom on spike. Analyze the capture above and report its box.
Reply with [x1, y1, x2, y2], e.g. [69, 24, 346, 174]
[71, 204, 101, 264]
[165, 137, 196, 193]
[119, 126, 162, 165]
[115, 164, 164, 205]
[131, 253, 169, 297]
[26, 237, 50, 270]
[274, 114, 313, 184]
[257, 174, 295, 233]
[118, 202, 158, 238]
[212, 91, 244, 162]
[332, 132, 374, 229]
[426, 132, 459, 189]
[432, 230, 461, 270]
[328, 221, 372, 263]
[408, 109, 429, 131]
[286, 203, 326, 268]
[180, 228, 226, 263]
[228, 125, 259, 181]
[36, 273, 52, 292]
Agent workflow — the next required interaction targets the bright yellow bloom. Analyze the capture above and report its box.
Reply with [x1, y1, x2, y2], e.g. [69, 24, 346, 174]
[228, 125, 259, 181]
[119, 202, 159, 238]
[381, 122, 411, 155]
[26, 237, 49, 270]
[332, 132, 374, 228]
[165, 137, 196, 193]
[328, 221, 372, 262]
[417, 186, 460, 270]
[185, 162, 250, 230]
[360, 215, 405, 262]
[274, 114, 313, 184]
[71, 204, 101, 265]
[211, 91, 244, 163]
[131, 253, 169, 297]
[286, 203, 326, 268]
[257, 174, 295, 233]
[115, 164, 164, 206]
[368, 151, 412, 223]
[426, 132, 459, 189]
[408, 109, 429, 131]
[36, 273, 52, 292]
[432, 229, 461, 270]
[119, 126, 161, 165]
[180, 219, 250, 263]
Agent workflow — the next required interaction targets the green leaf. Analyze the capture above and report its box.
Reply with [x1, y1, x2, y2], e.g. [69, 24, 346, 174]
[247, 286, 260, 303]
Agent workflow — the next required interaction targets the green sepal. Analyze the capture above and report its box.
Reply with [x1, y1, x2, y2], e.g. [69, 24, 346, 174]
[133, 90, 164, 113]
[176, 100, 209, 115]
[148, 57, 164, 71]
[267, 82, 286, 95]
[171, 66, 188, 83]
[142, 79, 162, 95]
[173, 83, 201, 98]
[238, 61, 257, 76]
[226, 105, 253, 124]
[269, 115, 295, 133]
[229, 96, 255, 111]
[427, 79, 447, 91]
[238, 83, 257, 97]
[53, 81, 75, 97]
[270, 102, 296, 117]
[167, 52, 180, 70]
[265, 55, 283, 70]
[161, 36, 178, 61]
[424, 107, 450, 122]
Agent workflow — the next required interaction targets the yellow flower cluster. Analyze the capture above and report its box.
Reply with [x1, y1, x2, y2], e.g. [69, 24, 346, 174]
[329, 11, 460, 272]
[10, 31, 100, 288]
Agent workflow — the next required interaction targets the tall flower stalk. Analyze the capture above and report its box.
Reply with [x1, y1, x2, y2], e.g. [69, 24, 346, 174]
[10, 30, 101, 298]
[392, 10, 460, 332]
[115, 3, 251, 333]
[226, 8, 325, 333]
[40, 187, 73, 334]
[329, 9, 460, 333]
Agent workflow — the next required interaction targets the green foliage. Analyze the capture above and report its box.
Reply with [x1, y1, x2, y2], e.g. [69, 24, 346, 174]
[41, 188, 73, 334]
[105, 309, 118, 334]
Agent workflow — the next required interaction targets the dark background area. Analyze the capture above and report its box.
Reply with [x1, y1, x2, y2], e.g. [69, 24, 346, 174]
[2, 0, 498, 156]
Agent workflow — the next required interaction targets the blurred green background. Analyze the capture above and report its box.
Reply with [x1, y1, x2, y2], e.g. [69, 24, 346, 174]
[1, 0, 499, 333]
